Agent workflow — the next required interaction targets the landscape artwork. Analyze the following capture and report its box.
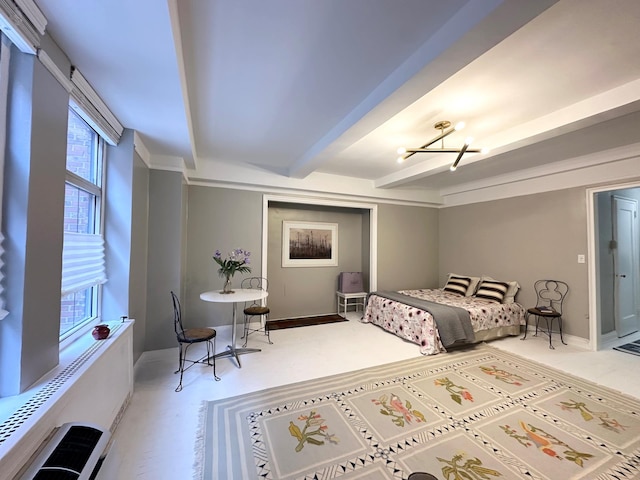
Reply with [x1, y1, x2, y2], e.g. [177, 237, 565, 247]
[282, 221, 338, 267]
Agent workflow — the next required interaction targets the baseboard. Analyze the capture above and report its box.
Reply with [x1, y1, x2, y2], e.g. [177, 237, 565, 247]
[522, 325, 591, 350]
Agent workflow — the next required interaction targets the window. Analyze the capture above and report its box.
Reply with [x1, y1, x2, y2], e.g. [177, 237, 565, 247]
[60, 108, 106, 338]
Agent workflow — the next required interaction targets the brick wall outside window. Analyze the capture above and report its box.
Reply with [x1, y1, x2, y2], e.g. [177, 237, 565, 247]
[61, 110, 100, 335]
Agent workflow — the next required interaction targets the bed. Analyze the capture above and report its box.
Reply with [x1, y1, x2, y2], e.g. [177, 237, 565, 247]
[361, 274, 526, 355]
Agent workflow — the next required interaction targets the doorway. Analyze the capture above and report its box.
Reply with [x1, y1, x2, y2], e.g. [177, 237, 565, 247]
[591, 185, 640, 348]
[612, 195, 639, 337]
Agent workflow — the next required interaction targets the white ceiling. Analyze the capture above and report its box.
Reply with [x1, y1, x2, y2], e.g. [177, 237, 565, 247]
[34, 0, 640, 203]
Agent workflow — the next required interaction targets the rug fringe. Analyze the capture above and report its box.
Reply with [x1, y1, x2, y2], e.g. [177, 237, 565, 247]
[193, 401, 208, 480]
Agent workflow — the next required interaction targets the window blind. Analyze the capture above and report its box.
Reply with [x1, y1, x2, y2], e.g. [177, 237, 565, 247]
[70, 67, 123, 146]
[61, 232, 107, 296]
[0, 0, 41, 53]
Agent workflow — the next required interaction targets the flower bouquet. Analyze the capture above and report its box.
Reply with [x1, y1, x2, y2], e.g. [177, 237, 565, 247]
[213, 248, 251, 293]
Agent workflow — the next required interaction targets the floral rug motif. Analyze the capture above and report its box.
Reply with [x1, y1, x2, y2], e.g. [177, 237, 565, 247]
[198, 344, 640, 479]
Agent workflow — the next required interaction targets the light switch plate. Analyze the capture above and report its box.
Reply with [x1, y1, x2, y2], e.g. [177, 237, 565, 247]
[578, 254, 585, 263]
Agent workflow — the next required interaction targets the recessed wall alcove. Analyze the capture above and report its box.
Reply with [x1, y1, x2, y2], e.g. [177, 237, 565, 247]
[261, 195, 377, 320]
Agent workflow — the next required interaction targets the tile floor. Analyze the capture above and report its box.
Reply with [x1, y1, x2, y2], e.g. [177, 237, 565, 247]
[111, 312, 640, 479]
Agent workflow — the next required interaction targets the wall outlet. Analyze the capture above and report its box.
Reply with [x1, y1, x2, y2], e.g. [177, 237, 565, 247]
[577, 254, 585, 264]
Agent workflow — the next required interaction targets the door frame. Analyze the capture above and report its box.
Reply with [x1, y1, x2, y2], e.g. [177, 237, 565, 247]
[587, 181, 640, 350]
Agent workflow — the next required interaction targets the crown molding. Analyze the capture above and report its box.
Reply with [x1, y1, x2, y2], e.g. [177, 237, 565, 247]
[133, 132, 151, 168]
[14, 0, 45, 34]
[439, 143, 640, 207]
[37, 49, 72, 92]
[0, 0, 39, 53]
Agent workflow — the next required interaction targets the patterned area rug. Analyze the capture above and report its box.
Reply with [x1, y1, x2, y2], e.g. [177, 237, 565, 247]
[613, 339, 640, 356]
[197, 344, 640, 479]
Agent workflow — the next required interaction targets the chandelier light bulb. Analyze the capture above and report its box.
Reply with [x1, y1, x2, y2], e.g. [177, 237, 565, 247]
[396, 147, 407, 155]
[397, 156, 405, 164]
[454, 122, 465, 131]
[450, 164, 457, 171]
[465, 136, 474, 145]
[481, 147, 490, 154]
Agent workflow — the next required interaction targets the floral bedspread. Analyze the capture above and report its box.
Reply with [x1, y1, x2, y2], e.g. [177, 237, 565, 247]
[361, 289, 526, 355]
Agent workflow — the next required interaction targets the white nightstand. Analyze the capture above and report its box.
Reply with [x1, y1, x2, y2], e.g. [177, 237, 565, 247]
[336, 291, 368, 318]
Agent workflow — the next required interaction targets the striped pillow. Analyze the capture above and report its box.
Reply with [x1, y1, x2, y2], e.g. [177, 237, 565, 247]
[475, 280, 509, 303]
[443, 275, 471, 296]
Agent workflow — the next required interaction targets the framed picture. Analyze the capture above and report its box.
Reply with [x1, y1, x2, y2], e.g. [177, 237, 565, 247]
[282, 221, 338, 267]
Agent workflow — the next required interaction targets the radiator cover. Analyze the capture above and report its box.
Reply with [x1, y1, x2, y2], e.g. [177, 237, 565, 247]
[17, 422, 113, 480]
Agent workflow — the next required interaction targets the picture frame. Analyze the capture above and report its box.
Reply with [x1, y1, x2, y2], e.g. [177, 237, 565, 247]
[282, 221, 338, 267]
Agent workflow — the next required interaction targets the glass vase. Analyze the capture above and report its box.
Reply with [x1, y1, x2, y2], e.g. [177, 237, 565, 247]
[222, 275, 234, 294]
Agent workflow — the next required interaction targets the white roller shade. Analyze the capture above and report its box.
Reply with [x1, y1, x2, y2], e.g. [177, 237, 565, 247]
[70, 68, 123, 146]
[61, 232, 107, 296]
[0, 0, 41, 53]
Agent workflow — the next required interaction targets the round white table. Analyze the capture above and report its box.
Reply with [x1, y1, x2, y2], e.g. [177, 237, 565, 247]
[200, 288, 268, 367]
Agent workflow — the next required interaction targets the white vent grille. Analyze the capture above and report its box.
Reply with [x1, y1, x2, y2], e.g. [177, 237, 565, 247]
[17, 422, 114, 479]
[0, 324, 123, 447]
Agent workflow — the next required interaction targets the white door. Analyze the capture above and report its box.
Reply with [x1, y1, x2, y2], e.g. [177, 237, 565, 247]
[613, 196, 639, 337]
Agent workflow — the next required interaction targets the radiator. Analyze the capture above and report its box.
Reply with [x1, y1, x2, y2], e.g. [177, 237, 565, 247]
[0, 321, 133, 479]
[16, 422, 118, 480]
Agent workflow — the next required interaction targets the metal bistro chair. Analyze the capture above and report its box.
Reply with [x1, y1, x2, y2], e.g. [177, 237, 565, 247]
[171, 291, 220, 392]
[521, 280, 569, 349]
[241, 277, 272, 347]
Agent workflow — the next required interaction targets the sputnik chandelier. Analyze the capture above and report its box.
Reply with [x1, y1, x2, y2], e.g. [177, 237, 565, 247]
[396, 120, 489, 171]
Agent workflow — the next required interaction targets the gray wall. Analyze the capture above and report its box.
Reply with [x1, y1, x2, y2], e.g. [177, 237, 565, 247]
[171, 187, 439, 332]
[267, 203, 363, 319]
[596, 187, 640, 335]
[1, 49, 67, 395]
[439, 187, 590, 339]
[377, 204, 440, 291]
[185, 186, 264, 330]
[145, 170, 187, 351]
[129, 152, 149, 361]
[103, 130, 135, 321]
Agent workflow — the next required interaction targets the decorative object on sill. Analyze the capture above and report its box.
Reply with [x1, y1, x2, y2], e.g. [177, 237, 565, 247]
[92, 324, 110, 340]
[213, 248, 251, 294]
[396, 120, 489, 171]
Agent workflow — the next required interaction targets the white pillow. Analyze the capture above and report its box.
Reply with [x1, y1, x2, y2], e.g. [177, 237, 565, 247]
[481, 276, 520, 303]
[447, 273, 481, 297]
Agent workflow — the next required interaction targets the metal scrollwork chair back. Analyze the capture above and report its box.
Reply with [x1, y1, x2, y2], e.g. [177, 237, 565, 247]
[171, 291, 220, 392]
[522, 280, 569, 349]
[240, 277, 272, 347]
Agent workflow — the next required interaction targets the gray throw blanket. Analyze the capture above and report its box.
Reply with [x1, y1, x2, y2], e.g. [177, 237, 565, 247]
[369, 291, 475, 347]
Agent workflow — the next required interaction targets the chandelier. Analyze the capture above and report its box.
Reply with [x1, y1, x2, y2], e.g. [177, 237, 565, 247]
[396, 120, 488, 171]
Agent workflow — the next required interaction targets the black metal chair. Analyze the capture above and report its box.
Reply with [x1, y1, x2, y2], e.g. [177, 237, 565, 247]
[241, 277, 272, 347]
[521, 280, 569, 349]
[171, 291, 220, 392]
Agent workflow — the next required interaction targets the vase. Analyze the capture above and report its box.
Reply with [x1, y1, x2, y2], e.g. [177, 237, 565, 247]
[92, 324, 110, 340]
[222, 275, 234, 294]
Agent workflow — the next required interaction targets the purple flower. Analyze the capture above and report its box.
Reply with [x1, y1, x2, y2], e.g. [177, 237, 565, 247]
[212, 248, 252, 278]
